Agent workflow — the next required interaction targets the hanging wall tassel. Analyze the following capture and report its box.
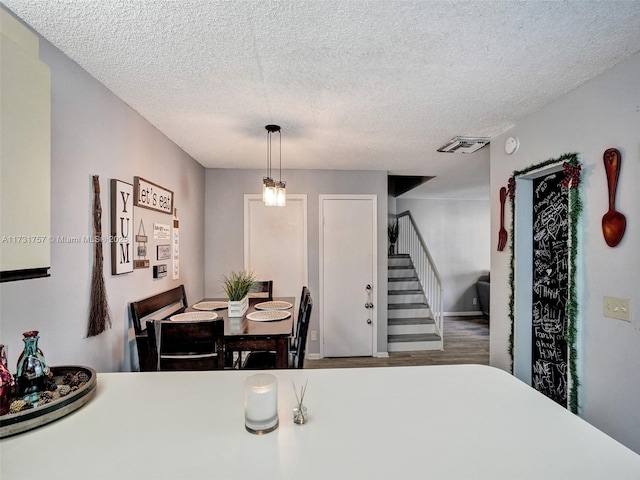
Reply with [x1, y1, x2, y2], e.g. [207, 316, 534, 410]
[87, 175, 112, 337]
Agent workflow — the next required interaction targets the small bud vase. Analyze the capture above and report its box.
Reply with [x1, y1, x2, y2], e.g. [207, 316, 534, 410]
[293, 404, 307, 424]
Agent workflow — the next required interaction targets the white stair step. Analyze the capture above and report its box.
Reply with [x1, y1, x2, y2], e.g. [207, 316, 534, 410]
[388, 278, 420, 291]
[388, 304, 431, 319]
[388, 319, 436, 335]
[388, 255, 412, 267]
[388, 267, 416, 278]
[388, 291, 426, 303]
[387, 333, 442, 352]
[388, 341, 443, 352]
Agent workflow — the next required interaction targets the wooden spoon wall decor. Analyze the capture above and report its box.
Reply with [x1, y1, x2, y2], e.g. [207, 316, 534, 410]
[497, 187, 508, 251]
[602, 148, 626, 247]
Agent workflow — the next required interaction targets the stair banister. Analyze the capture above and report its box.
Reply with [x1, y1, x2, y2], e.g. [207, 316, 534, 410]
[395, 211, 443, 340]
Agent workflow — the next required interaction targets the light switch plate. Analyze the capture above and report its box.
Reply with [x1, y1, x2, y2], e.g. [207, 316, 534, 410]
[603, 296, 631, 322]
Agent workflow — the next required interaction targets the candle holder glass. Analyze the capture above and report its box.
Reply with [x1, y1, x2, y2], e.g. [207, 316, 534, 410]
[244, 373, 278, 434]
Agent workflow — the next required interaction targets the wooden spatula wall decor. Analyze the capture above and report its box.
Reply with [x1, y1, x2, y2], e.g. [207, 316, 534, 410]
[602, 148, 626, 247]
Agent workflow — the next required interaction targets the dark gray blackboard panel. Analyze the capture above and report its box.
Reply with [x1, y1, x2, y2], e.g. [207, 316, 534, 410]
[531, 172, 569, 407]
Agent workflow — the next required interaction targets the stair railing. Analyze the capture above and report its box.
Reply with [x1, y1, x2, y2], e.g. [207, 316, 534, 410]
[395, 211, 443, 340]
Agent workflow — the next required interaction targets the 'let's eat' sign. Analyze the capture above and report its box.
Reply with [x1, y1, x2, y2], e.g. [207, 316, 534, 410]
[134, 177, 173, 214]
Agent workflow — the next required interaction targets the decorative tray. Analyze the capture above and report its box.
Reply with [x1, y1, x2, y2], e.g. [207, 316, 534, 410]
[254, 301, 293, 311]
[0, 365, 97, 439]
[192, 301, 228, 311]
[246, 310, 291, 322]
[170, 312, 218, 321]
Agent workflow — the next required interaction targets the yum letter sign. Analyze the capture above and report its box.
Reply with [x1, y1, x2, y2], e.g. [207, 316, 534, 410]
[111, 179, 134, 274]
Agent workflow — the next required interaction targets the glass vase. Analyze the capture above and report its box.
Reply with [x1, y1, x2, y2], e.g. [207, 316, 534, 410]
[16, 330, 45, 367]
[16, 331, 49, 403]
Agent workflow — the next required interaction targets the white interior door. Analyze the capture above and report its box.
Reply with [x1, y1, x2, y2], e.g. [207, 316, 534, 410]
[320, 195, 376, 357]
[244, 195, 308, 306]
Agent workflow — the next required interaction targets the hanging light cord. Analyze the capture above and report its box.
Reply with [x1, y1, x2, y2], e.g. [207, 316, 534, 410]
[278, 129, 282, 182]
[266, 129, 271, 179]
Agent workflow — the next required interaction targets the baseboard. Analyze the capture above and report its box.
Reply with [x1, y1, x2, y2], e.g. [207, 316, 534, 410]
[305, 352, 388, 360]
[444, 311, 484, 317]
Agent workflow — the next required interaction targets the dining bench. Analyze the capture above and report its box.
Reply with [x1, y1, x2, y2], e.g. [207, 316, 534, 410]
[129, 285, 188, 371]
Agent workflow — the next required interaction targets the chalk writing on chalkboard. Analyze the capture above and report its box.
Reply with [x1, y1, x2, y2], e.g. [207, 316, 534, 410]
[531, 172, 569, 407]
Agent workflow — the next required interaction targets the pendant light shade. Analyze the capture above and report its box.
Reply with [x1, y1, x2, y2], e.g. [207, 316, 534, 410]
[275, 181, 286, 207]
[263, 125, 286, 207]
[263, 177, 276, 206]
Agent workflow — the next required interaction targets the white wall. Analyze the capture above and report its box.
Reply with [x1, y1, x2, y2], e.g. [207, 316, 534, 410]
[204, 168, 388, 355]
[397, 198, 490, 313]
[0, 10, 205, 372]
[490, 52, 640, 453]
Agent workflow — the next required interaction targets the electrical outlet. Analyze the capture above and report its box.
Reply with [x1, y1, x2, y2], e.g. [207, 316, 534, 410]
[603, 296, 631, 322]
[310, 330, 317, 341]
[473, 297, 477, 305]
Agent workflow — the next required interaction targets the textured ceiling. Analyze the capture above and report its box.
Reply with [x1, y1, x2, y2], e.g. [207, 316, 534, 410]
[4, 0, 640, 199]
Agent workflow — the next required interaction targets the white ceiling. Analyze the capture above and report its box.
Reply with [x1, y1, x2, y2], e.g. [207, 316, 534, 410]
[4, 0, 640, 199]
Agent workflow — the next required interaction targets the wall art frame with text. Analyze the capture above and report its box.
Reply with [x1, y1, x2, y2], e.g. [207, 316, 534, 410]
[110, 179, 134, 275]
[133, 176, 173, 215]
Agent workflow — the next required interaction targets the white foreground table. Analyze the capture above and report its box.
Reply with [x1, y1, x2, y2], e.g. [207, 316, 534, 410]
[1, 365, 639, 479]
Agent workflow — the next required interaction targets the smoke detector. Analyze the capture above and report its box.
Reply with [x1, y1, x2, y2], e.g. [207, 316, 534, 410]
[437, 136, 490, 154]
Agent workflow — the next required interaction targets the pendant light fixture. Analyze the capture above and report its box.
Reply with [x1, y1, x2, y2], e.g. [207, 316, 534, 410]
[263, 124, 286, 206]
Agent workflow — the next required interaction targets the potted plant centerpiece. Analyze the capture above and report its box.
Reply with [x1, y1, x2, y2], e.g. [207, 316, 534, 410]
[388, 219, 398, 256]
[222, 270, 256, 317]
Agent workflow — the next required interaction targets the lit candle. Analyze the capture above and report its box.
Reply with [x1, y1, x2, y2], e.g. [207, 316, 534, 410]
[244, 373, 278, 434]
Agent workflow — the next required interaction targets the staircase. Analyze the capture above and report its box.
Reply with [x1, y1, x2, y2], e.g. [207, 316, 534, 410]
[388, 254, 442, 351]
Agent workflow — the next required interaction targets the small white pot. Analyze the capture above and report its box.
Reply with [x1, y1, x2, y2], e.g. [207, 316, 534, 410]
[228, 295, 249, 317]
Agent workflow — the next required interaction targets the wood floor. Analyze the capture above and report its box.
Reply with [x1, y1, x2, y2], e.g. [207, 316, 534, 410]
[305, 316, 489, 369]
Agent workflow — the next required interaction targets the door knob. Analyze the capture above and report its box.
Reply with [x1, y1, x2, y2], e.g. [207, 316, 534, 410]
[367, 319, 372, 324]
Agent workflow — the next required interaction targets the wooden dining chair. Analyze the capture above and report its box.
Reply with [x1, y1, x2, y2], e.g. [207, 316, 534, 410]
[292, 296, 312, 369]
[240, 286, 309, 369]
[291, 286, 311, 354]
[248, 280, 273, 299]
[146, 319, 225, 371]
[129, 285, 188, 372]
[243, 296, 313, 369]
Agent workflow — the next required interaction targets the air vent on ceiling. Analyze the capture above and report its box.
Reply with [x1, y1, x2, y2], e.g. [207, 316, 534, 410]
[437, 136, 490, 154]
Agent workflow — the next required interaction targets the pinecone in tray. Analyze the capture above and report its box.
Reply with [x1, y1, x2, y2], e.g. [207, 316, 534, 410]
[58, 385, 71, 397]
[9, 400, 33, 413]
[39, 391, 54, 404]
[62, 372, 81, 387]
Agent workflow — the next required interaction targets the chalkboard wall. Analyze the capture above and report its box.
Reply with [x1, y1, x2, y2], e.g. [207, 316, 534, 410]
[531, 172, 569, 407]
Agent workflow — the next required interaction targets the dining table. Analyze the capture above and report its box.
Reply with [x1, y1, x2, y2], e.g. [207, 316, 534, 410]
[186, 296, 296, 369]
[1, 365, 639, 479]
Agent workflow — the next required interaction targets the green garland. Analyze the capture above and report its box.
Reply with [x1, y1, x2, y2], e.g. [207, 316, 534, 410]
[506, 153, 582, 414]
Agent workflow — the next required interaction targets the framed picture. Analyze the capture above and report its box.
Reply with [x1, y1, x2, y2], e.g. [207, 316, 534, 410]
[157, 244, 171, 260]
[134, 176, 173, 214]
[110, 179, 134, 275]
